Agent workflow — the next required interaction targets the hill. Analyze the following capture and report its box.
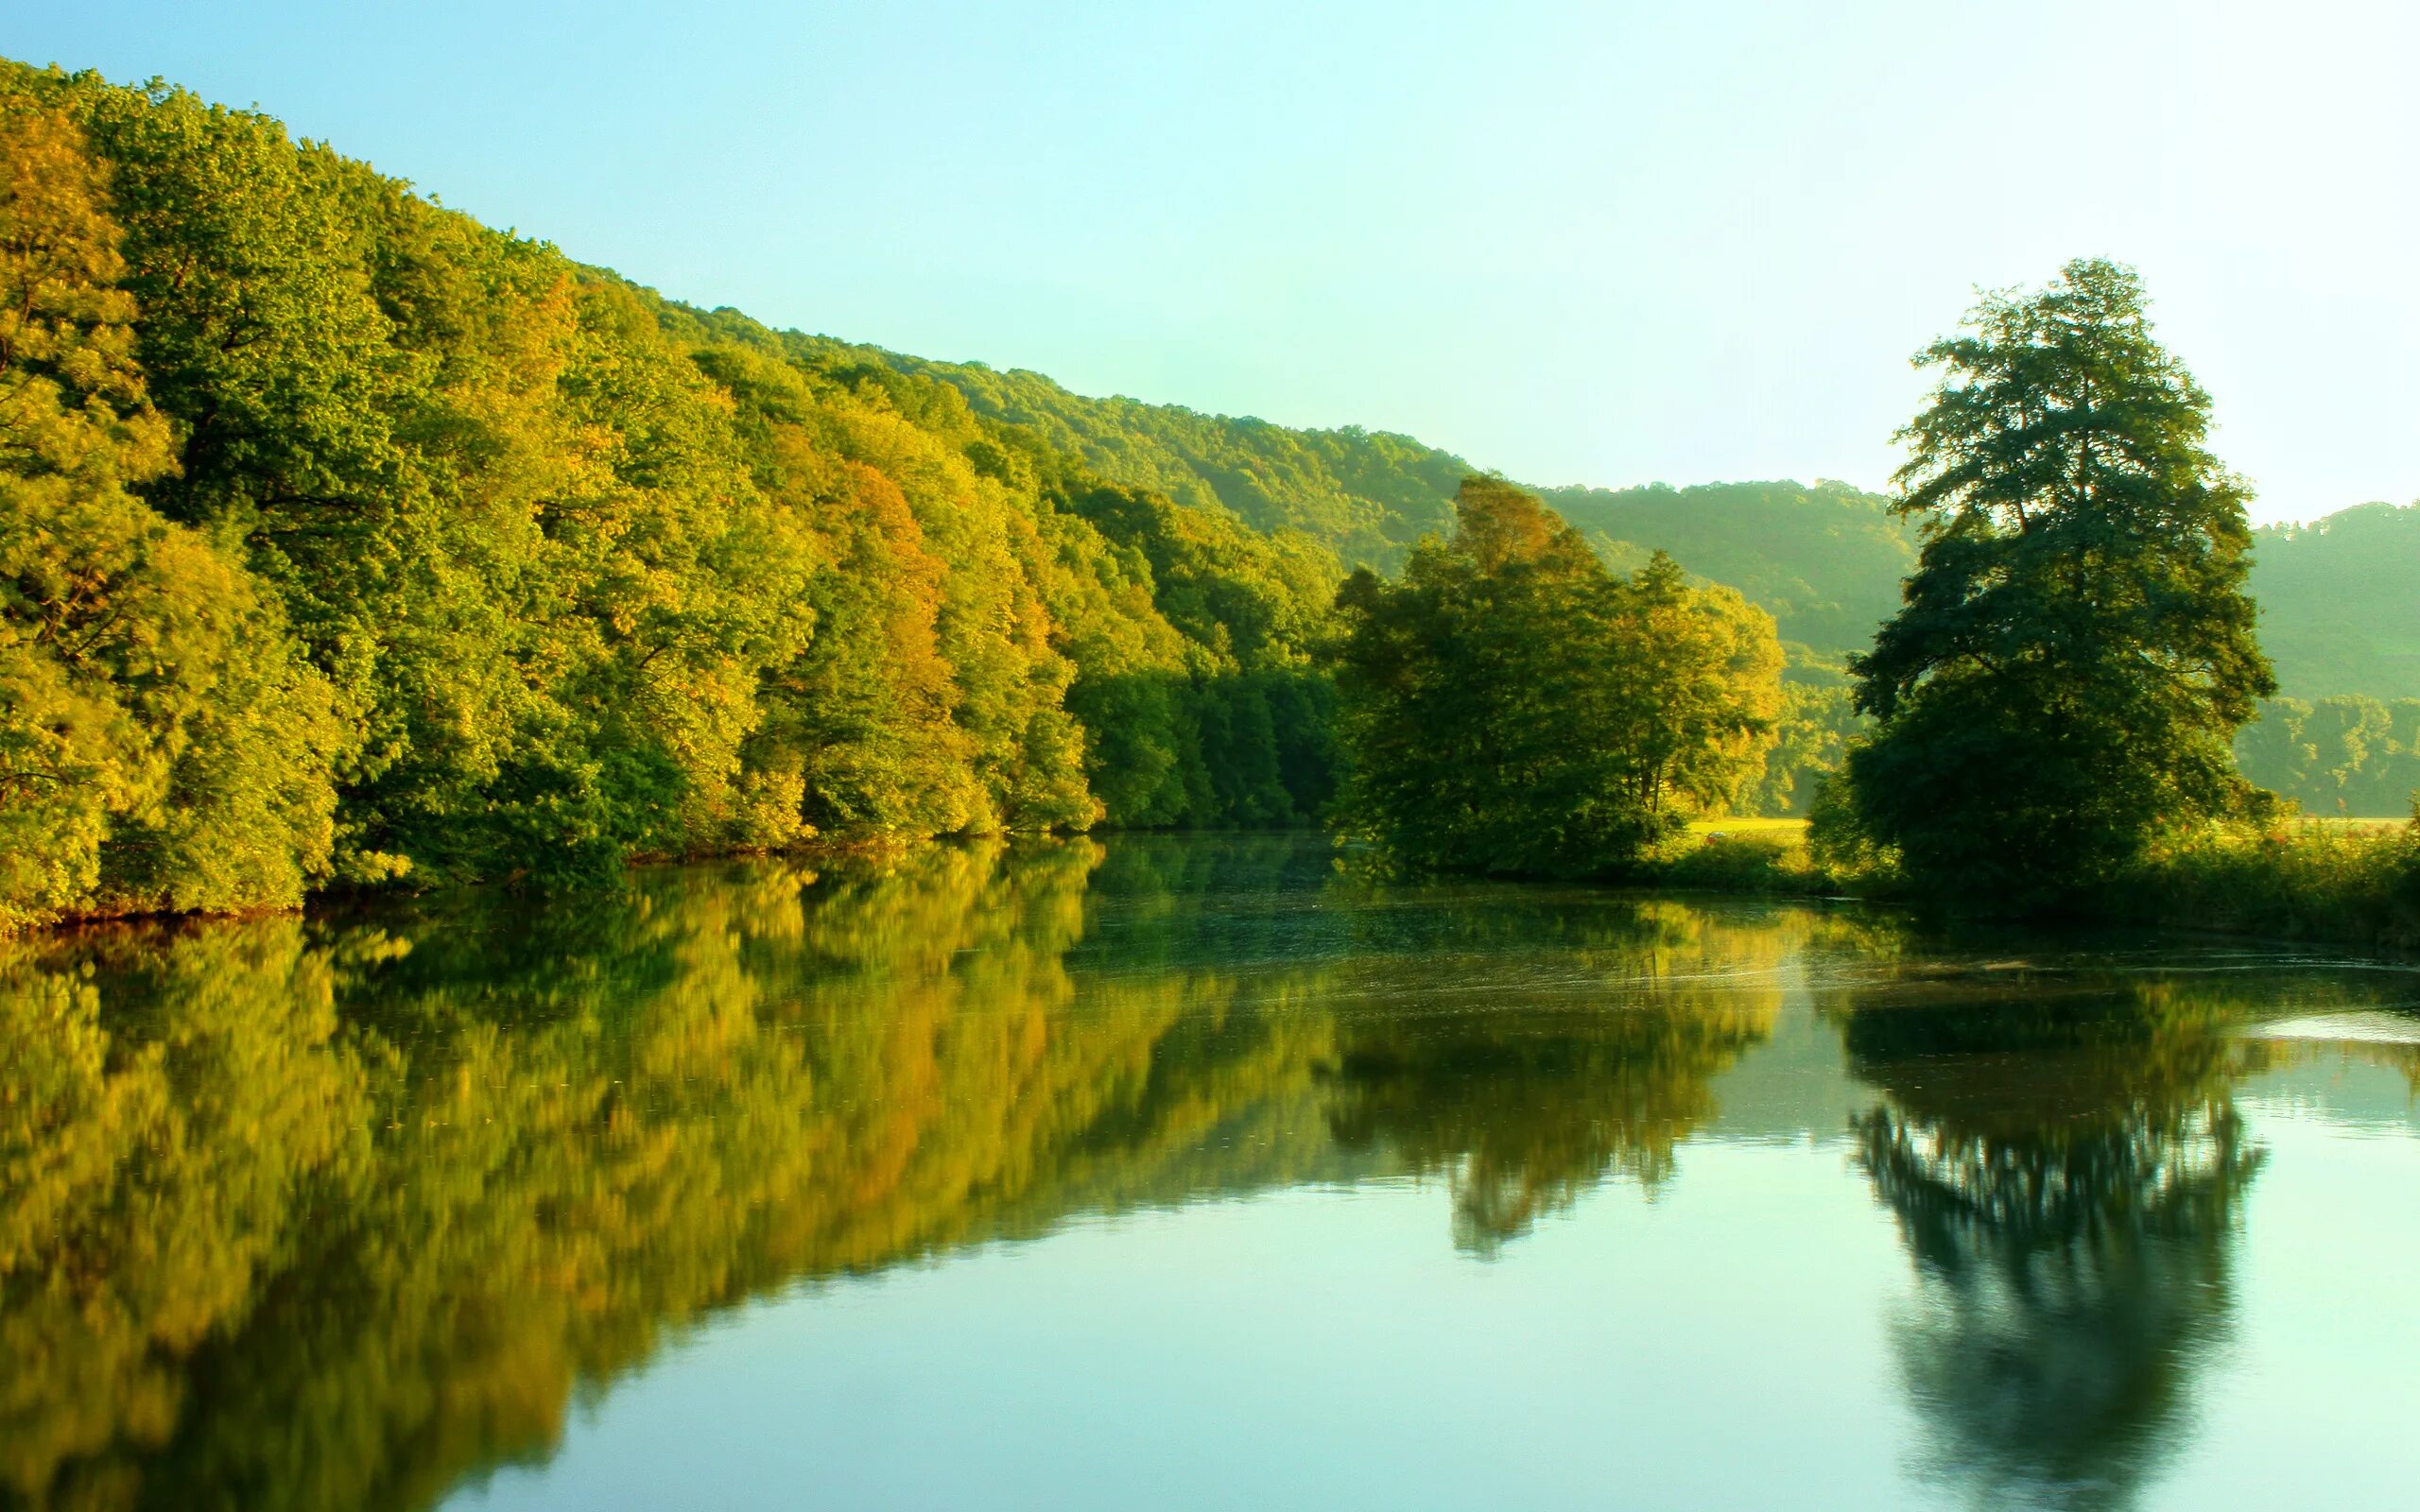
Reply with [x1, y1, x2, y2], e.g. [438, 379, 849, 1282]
[810, 340, 1472, 568]
[2248, 502, 2420, 701]
[1542, 480, 1916, 668]
[829, 342, 1923, 667]
[0, 64, 1364, 928]
[856, 338, 2420, 709]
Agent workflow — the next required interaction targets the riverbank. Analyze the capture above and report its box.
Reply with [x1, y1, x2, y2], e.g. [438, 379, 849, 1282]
[1643, 816, 2420, 953]
[15, 816, 2418, 956]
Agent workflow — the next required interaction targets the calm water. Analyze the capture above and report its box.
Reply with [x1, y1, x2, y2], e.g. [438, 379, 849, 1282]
[8, 835, 2420, 1511]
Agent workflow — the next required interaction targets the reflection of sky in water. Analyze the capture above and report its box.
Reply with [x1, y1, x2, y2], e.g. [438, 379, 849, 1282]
[9, 834, 2420, 1512]
[455, 1086, 2420, 1512]
[2247, 1010, 2420, 1044]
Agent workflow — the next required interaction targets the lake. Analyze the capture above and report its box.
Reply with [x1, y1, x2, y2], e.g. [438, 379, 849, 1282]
[7, 833, 2419, 1510]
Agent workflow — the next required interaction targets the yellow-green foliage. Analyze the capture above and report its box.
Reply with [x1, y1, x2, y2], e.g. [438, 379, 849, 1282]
[0, 66, 1351, 928]
[1644, 829, 1842, 896]
[0, 88, 341, 930]
[1679, 805, 2420, 951]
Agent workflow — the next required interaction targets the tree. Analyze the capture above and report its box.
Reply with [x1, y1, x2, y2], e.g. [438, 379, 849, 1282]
[1613, 551, 1784, 823]
[1832, 260, 2275, 906]
[1331, 477, 1779, 877]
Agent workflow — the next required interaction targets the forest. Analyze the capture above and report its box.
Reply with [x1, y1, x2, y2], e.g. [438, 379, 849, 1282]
[3, 61, 2418, 933]
[0, 66, 1360, 930]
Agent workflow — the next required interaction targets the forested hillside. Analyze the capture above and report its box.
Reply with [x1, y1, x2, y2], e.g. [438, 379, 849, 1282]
[870, 335, 2420, 816]
[826, 342, 1473, 569]
[2247, 503, 2420, 701]
[830, 344, 1924, 665]
[1543, 481, 1916, 665]
[0, 65, 1344, 929]
[2234, 695, 2420, 817]
[859, 337, 2420, 714]
[2224, 505, 2420, 815]
[0, 58, 1952, 932]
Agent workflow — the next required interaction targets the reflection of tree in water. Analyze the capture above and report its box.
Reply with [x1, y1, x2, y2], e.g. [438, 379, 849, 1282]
[1843, 980, 2267, 1512]
[0, 922, 373, 1512]
[0, 840, 1352, 1512]
[1325, 901, 1786, 1253]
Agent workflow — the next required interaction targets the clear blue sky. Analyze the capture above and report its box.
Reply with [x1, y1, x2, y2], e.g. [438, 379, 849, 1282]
[14, 1, 2415, 524]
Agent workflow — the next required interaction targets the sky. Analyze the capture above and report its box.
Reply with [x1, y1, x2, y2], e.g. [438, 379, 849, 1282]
[12, 0, 2416, 524]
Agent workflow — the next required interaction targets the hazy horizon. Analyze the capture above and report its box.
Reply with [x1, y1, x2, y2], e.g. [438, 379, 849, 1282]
[11, 0, 2415, 525]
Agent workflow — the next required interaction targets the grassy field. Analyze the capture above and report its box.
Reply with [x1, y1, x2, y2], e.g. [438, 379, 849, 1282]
[1686, 817, 1808, 836]
[1650, 818, 1841, 896]
[1654, 812, 2420, 950]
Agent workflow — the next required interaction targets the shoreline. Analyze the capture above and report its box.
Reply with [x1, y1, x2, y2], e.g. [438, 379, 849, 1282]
[12, 821, 2416, 963]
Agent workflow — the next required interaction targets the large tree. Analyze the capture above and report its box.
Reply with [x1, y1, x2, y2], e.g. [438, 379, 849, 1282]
[1834, 259, 2274, 905]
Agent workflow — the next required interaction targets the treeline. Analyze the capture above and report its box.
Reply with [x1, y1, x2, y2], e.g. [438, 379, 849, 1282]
[2236, 696, 2420, 817]
[882, 334, 2420, 723]
[0, 67, 1345, 929]
[1543, 479, 1916, 662]
[1320, 257, 2419, 939]
[842, 352, 1927, 670]
[10, 62, 2411, 933]
[845, 344, 1472, 569]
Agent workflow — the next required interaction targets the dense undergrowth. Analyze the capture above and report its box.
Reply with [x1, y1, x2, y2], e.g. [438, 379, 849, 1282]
[2108, 818, 2420, 951]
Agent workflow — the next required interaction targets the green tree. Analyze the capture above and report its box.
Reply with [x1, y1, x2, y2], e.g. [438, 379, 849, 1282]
[1332, 477, 1778, 876]
[1614, 552, 1783, 823]
[1834, 260, 2275, 906]
[1742, 678, 1863, 816]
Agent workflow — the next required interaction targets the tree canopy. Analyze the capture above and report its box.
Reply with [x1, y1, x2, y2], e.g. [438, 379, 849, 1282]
[8, 60, 2411, 929]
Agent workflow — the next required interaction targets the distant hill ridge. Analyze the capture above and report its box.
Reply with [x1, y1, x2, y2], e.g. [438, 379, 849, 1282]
[820, 336, 2418, 699]
[2248, 502, 2420, 702]
[800, 337, 1917, 667]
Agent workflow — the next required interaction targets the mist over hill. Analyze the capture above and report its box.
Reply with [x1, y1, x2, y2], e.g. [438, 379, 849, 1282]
[2249, 503, 2420, 702]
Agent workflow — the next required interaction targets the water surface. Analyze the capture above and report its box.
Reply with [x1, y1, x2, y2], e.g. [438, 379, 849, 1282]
[8, 835, 2419, 1510]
